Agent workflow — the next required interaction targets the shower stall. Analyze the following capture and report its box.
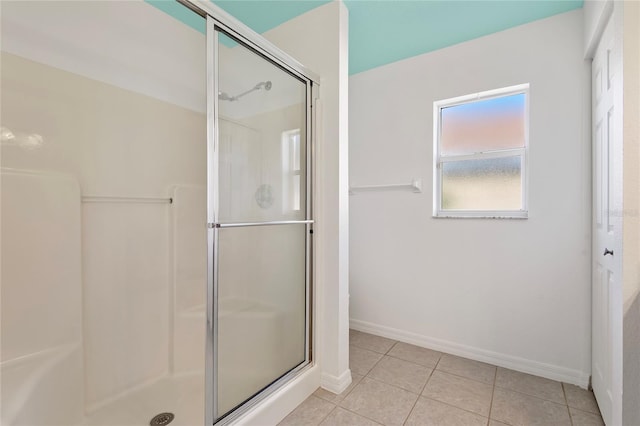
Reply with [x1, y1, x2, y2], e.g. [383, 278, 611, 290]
[0, 1, 317, 425]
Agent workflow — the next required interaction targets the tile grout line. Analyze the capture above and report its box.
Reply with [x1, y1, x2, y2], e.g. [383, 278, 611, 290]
[317, 337, 395, 418]
[351, 332, 595, 426]
[355, 332, 580, 402]
[362, 348, 389, 377]
[434, 366, 495, 387]
[402, 352, 443, 425]
[562, 383, 575, 426]
[424, 355, 441, 390]
[344, 333, 399, 424]
[561, 383, 569, 405]
[333, 374, 361, 402]
[357, 333, 498, 386]
[385, 352, 441, 370]
[337, 380, 357, 402]
[279, 395, 335, 426]
[560, 384, 604, 419]
[352, 366, 427, 424]
[423, 353, 443, 393]
[364, 374, 424, 395]
[349, 337, 396, 378]
[417, 361, 496, 422]
[350, 330, 397, 356]
[419, 364, 511, 424]
[351, 343, 393, 356]
[493, 383, 572, 407]
[419, 395, 492, 421]
[384, 340, 397, 355]
[339, 405, 385, 425]
[342, 340, 398, 426]
[314, 376, 360, 405]
[316, 405, 337, 426]
[487, 365, 498, 426]
[400, 390, 421, 424]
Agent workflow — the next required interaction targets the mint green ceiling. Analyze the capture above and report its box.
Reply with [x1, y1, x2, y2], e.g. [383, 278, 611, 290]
[149, 0, 583, 75]
[147, 0, 330, 35]
[214, 0, 332, 33]
[345, 0, 582, 74]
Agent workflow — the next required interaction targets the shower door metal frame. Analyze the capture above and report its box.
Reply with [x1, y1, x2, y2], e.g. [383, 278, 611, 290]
[177, 1, 318, 424]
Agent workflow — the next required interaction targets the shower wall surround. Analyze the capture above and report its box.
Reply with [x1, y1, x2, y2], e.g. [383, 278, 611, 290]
[1, 1, 207, 423]
[1, 45, 207, 415]
[1, 169, 84, 425]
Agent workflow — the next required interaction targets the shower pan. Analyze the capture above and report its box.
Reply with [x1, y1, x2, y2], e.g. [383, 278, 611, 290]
[0, 0, 318, 425]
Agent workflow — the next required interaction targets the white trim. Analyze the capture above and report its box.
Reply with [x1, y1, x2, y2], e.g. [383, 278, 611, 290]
[234, 364, 320, 425]
[433, 83, 530, 109]
[435, 210, 528, 219]
[433, 84, 530, 219]
[349, 319, 590, 388]
[320, 369, 352, 394]
[179, 0, 320, 84]
[281, 128, 303, 212]
[349, 178, 422, 194]
[81, 195, 172, 204]
[439, 148, 524, 163]
[584, 0, 614, 60]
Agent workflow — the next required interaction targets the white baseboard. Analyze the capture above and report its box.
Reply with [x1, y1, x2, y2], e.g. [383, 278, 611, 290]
[350, 319, 590, 388]
[320, 369, 352, 394]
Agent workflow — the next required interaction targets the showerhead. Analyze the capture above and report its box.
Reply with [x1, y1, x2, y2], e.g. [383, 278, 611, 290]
[255, 81, 272, 91]
[218, 91, 236, 101]
[219, 80, 273, 102]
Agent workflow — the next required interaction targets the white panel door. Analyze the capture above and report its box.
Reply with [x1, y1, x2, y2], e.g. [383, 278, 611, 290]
[591, 15, 623, 426]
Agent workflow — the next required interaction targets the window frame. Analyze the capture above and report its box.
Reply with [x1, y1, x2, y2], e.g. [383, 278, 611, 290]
[433, 84, 530, 219]
[281, 128, 302, 212]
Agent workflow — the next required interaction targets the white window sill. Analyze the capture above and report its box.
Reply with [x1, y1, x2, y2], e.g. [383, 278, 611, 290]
[433, 210, 529, 219]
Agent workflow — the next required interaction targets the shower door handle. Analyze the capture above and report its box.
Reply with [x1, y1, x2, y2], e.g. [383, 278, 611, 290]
[209, 219, 314, 229]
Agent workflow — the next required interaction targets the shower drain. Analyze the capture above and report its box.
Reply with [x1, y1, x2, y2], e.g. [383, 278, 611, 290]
[150, 412, 174, 426]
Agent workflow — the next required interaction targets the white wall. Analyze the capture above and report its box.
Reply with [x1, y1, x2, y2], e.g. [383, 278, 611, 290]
[0, 0, 206, 113]
[349, 10, 592, 386]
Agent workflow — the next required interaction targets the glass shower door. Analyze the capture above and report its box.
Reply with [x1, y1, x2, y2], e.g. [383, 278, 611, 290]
[210, 29, 312, 423]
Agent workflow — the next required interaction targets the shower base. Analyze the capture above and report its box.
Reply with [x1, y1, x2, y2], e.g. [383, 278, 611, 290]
[84, 373, 204, 426]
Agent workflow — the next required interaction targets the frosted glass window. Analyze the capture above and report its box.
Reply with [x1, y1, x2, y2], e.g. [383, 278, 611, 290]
[434, 85, 528, 218]
[442, 157, 522, 210]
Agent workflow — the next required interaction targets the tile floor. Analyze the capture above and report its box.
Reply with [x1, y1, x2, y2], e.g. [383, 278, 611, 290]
[279, 330, 604, 426]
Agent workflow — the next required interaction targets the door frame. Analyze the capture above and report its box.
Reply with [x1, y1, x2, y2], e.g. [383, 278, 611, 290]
[588, 2, 623, 425]
[176, 1, 320, 424]
[179, 0, 319, 85]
